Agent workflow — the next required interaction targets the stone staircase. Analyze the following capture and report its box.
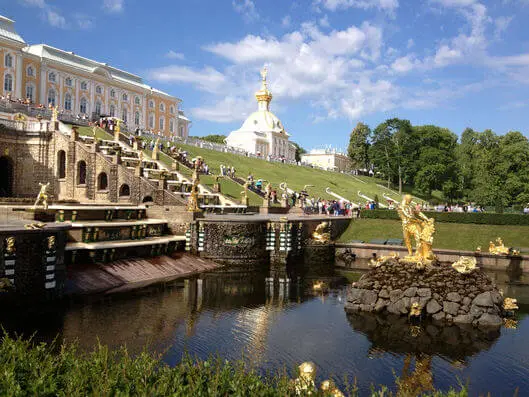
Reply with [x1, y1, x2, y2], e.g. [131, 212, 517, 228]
[50, 204, 185, 265]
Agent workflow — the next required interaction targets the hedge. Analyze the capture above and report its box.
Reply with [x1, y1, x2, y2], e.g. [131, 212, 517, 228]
[360, 209, 529, 226]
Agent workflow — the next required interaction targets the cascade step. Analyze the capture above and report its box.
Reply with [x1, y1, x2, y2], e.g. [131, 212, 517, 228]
[66, 235, 185, 250]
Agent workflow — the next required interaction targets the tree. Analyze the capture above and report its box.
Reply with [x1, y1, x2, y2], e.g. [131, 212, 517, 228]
[347, 122, 371, 170]
[291, 142, 306, 162]
[370, 118, 415, 193]
[192, 134, 227, 144]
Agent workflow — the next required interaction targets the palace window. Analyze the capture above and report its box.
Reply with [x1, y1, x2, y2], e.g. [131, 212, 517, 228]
[109, 104, 115, 117]
[122, 108, 128, 123]
[169, 119, 174, 133]
[122, 93, 128, 101]
[134, 96, 140, 105]
[170, 105, 175, 114]
[97, 172, 108, 190]
[25, 84, 34, 102]
[57, 150, 66, 179]
[4, 54, 12, 68]
[77, 161, 87, 185]
[80, 98, 88, 114]
[65, 77, 72, 87]
[119, 184, 130, 197]
[80, 81, 88, 90]
[3, 74, 13, 92]
[64, 93, 72, 111]
[47, 89, 56, 106]
[159, 116, 165, 130]
[27, 66, 34, 77]
[110, 89, 115, 98]
[149, 100, 154, 109]
[179, 126, 184, 137]
[49, 72, 56, 82]
[134, 111, 140, 125]
[96, 85, 102, 94]
[95, 101, 102, 115]
[159, 103, 165, 112]
[148, 113, 154, 129]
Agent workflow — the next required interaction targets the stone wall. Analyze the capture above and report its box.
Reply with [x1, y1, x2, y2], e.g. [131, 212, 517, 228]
[0, 222, 69, 299]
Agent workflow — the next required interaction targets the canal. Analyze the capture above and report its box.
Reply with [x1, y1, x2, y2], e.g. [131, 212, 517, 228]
[1, 269, 528, 395]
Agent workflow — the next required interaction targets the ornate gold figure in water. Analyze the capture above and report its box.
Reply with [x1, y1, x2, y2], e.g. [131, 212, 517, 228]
[397, 194, 436, 263]
[312, 222, 330, 243]
[489, 237, 510, 255]
[5, 237, 15, 255]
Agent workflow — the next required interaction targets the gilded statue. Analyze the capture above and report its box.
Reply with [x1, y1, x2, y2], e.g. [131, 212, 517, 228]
[264, 182, 272, 200]
[51, 106, 58, 122]
[451, 256, 477, 274]
[115, 119, 121, 133]
[4, 237, 15, 255]
[47, 235, 56, 250]
[33, 182, 50, 210]
[187, 159, 202, 212]
[240, 181, 249, 200]
[397, 194, 436, 263]
[312, 222, 330, 243]
[489, 237, 510, 255]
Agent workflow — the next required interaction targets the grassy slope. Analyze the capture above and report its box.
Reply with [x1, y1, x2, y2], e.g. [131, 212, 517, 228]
[338, 218, 529, 251]
[75, 125, 113, 140]
[156, 141, 423, 204]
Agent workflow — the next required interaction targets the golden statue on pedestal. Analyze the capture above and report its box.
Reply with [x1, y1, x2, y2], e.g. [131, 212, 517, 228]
[187, 156, 203, 213]
[33, 182, 50, 210]
[312, 222, 330, 243]
[397, 194, 436, 264]
[489, 237, 510, 255]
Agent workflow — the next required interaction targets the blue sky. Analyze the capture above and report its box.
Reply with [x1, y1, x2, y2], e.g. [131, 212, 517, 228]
[4, 0, 529, 150]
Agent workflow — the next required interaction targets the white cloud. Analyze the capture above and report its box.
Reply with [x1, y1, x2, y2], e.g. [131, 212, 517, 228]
[493, 16, 513, 40]
[391, 55, 420, 73]
[319, 15, 330, 27]
[232, 0, 259, 22]
[191, 96, 256, 123]
[406, 38, 414, 49]
[75, 14, 94, 30]
[103, 0, 124, 13]
[165, 50, 185, 60]
[18, 0, 46, 7]
[46, 10, 67, 28]
[147, 65, 227, 93]
[314, 0, 399, 14]
[282, 15, 291, 28]
[498, 101, 527, 111]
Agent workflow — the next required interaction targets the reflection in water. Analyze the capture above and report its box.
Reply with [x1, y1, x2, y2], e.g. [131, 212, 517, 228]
[0, 270, 528, 395]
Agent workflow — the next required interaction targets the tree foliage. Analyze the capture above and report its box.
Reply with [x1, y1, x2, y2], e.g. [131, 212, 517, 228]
[194, 134, 227, 144]
[347, 122, 371, 170]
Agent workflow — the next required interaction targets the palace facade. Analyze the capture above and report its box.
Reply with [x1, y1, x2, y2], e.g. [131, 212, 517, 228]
[301, 149, 352, 172]
[0, 15, 190, 138]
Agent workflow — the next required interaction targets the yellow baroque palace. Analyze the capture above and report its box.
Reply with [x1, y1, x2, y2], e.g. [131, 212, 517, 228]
[0, 15, 190, 138]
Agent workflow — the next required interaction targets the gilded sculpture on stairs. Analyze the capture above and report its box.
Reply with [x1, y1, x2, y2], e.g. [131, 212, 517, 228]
[33, 182, 50, 210]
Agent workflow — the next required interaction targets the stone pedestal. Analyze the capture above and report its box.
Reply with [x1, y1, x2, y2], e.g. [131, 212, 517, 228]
[213, 183, 221, 193]
[345, 258, 506, 328]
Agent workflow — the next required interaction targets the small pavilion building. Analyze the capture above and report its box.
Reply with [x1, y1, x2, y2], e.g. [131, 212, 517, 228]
[225, 68, 296, 161]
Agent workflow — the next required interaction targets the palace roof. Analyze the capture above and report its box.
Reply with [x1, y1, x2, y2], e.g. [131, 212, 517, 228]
[0, 15, 25, 44]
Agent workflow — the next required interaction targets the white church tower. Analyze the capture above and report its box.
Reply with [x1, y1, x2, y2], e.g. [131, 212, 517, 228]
[225, 68, 296, 161]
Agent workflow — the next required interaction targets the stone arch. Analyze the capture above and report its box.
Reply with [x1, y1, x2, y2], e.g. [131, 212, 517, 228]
[0, 156, 14, 197]
[119, 184, 130, 197]
[142, 195, 154, 203]
[77, 160, 87, 185]
[97, 172, 108, 190]
[57, 150, 66, 179]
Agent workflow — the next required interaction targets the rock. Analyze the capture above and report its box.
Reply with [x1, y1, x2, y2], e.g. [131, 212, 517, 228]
[417, 288, 431, 298]
[378, 289, 390, 299]
[426, 299, 442, 314]
[447, 292, 462, 303]
[347, 288, 378, 306]
[387, 302, 401, 315]
[491, 291, 503, 305]
[374, 298, 387, 312]
[432, 311, 445, 322]
[469, 305, 484, 318]
[476, 313, 503, 327]
[404, 287, 417, 297]
[443, 301, 460, 316]
[453, 314, 474, 324]
[389, 289, 403, 303]
[473, 292, 494, 308]
[462, 297, 472, 306]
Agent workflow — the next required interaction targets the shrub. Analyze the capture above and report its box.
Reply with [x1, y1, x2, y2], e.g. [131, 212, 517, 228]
[360, 209, 529, 226]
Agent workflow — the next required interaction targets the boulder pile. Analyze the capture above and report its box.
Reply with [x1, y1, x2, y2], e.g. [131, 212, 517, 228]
[345, 258, 505, 327]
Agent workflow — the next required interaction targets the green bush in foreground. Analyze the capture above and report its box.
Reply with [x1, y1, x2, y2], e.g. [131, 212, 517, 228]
[0, 335, 468, 396]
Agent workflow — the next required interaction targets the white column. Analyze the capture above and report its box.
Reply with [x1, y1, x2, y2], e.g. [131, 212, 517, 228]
[104, 85, 109, 113]
[142, 94, 147, 129]
[59, 74, 63, 110]
[90, 80, 95, 116]
[75, 79, 80, 114]
[14, 54, 23, 99]
[39, 65, 47, 104]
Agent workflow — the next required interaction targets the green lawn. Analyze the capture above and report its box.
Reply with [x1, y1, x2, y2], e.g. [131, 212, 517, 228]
[338, 218, 529, 251]
[74, 125, 113, 140]
[139, 139, 426, 205]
